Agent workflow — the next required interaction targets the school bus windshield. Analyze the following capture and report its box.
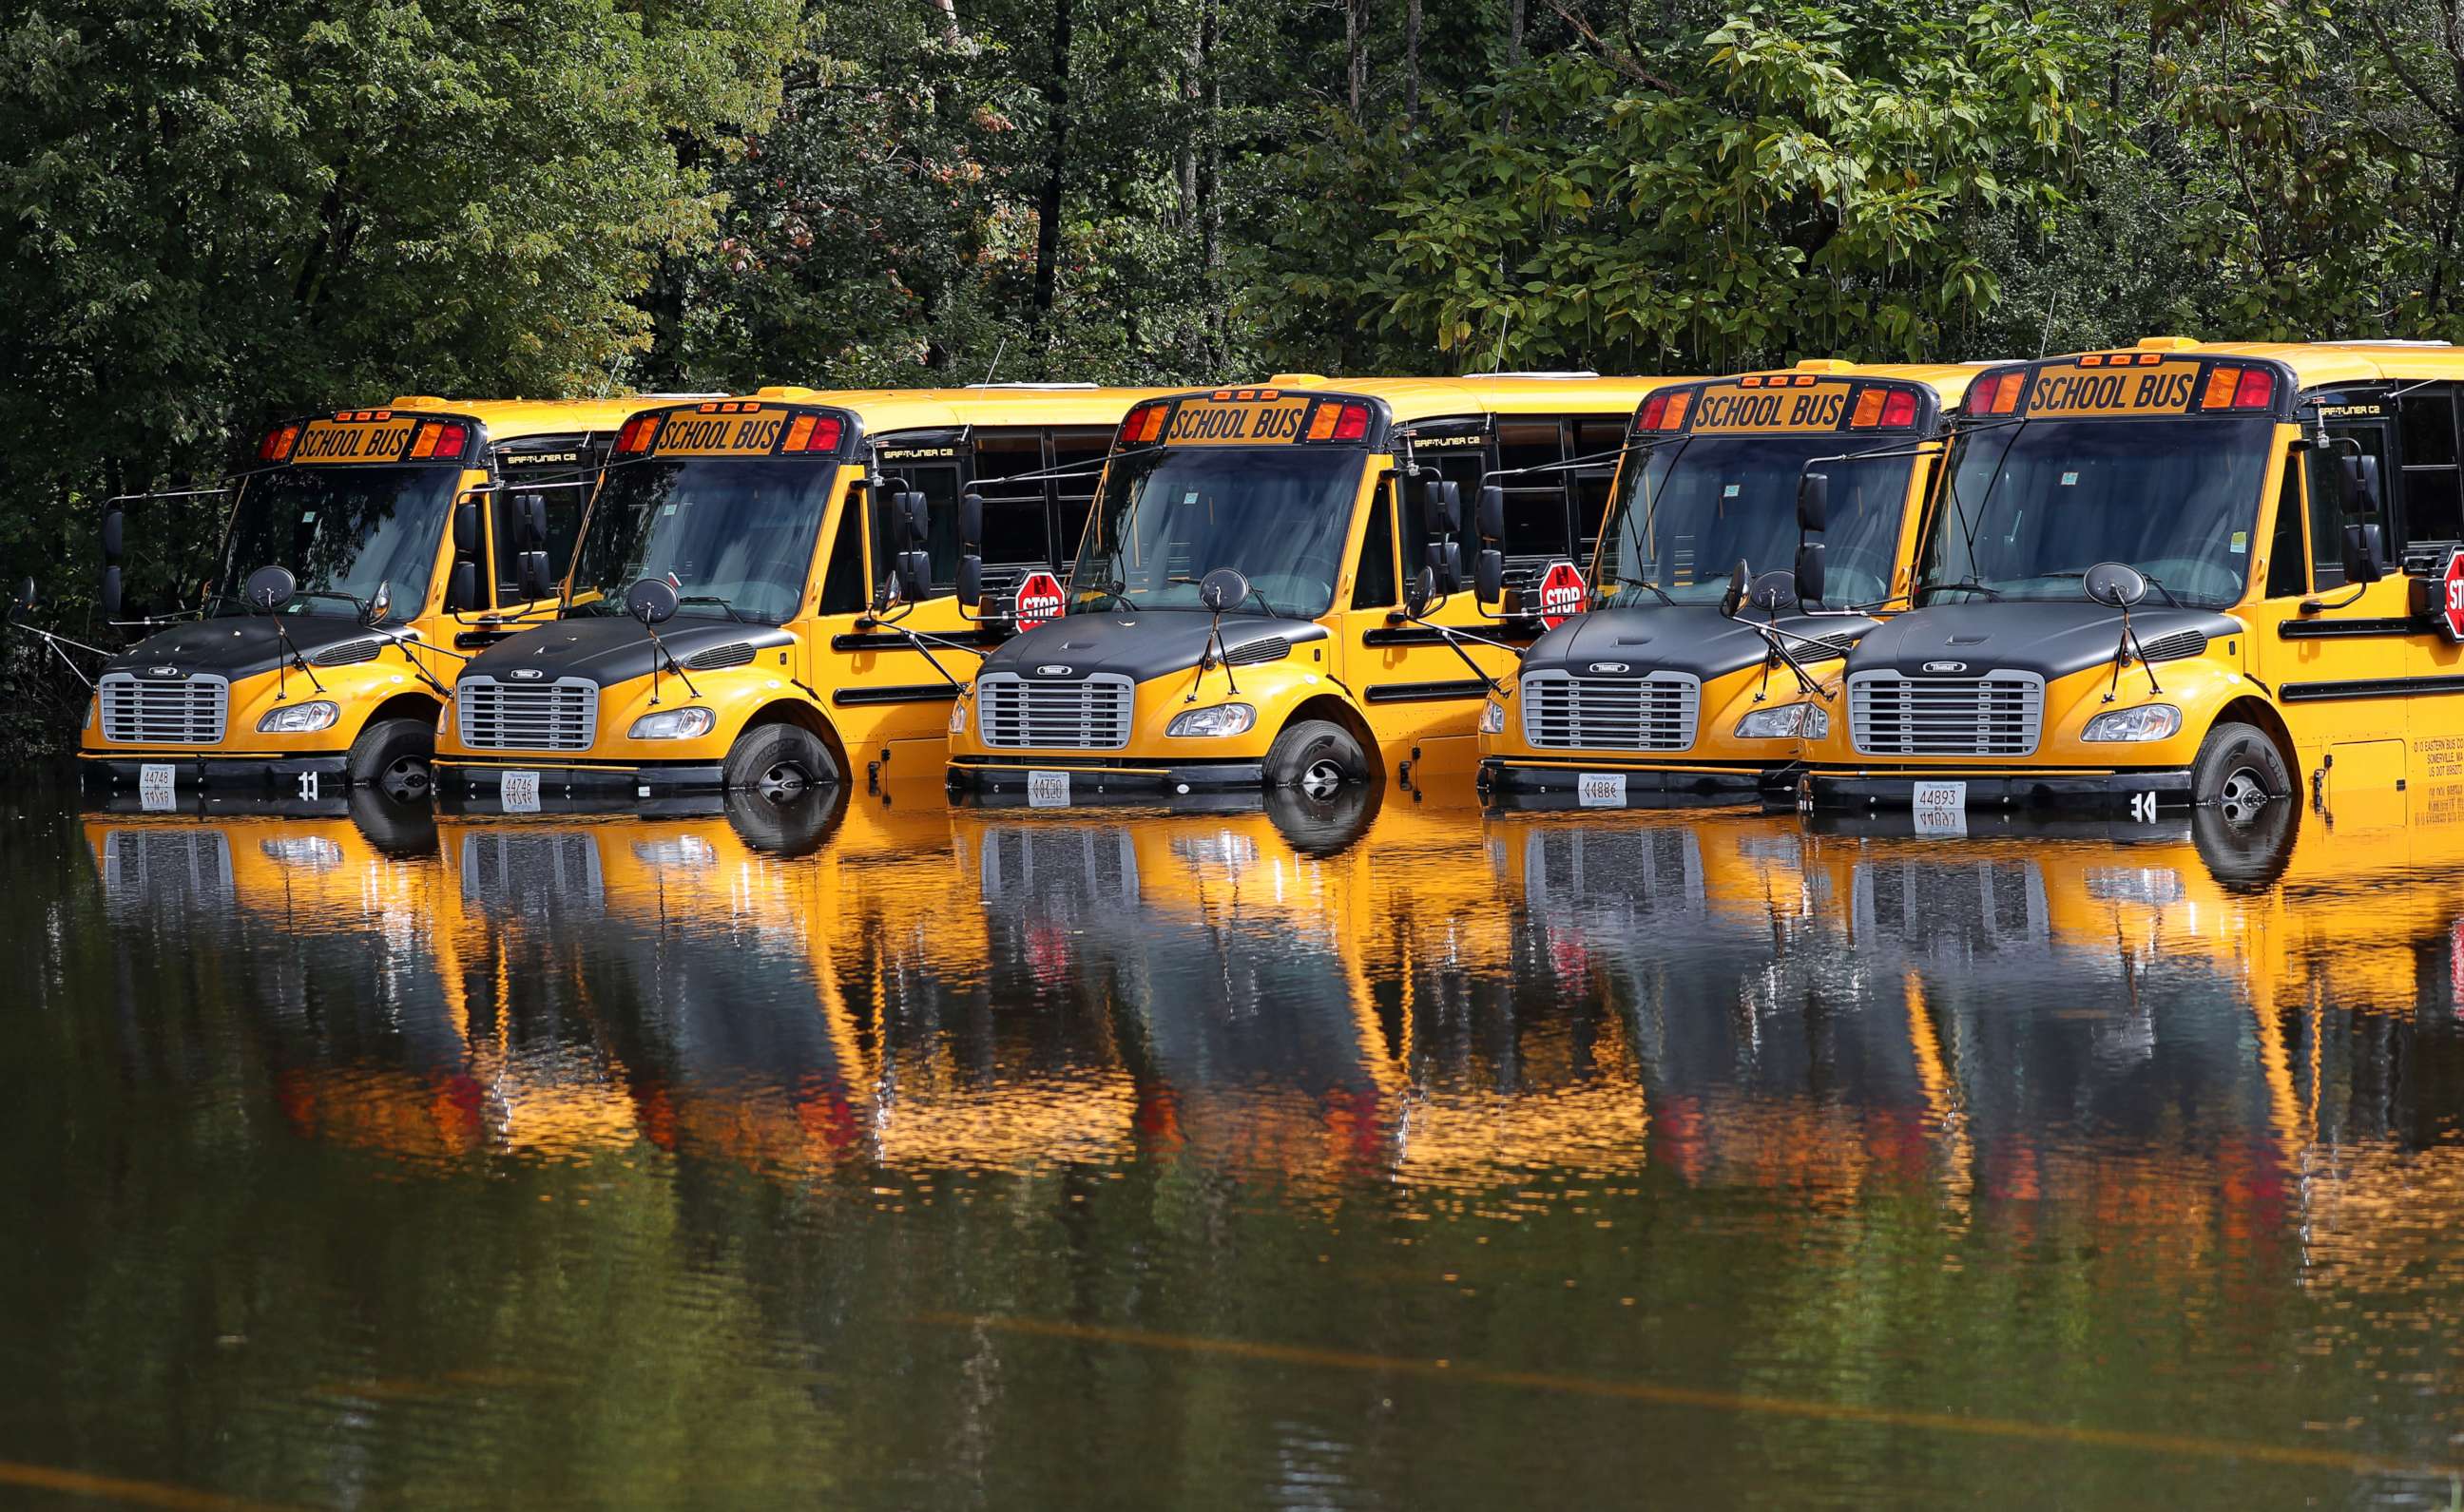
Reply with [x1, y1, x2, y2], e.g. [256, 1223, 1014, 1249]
[572, 456, 835, 624]
[1070, 447, 1363, 618]
[1918, 416, 2270, 608]
[1597, 434, 1912, 607]
[219, 465, 459, 620]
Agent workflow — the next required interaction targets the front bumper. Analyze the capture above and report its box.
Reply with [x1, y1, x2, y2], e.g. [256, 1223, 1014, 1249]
[946, 755, 1265, 797]
[79, 752, 351, 793]
[437, 757, 726, 798]
[1802, 766, 2195, 815]
[1478, 756, 1793, 808]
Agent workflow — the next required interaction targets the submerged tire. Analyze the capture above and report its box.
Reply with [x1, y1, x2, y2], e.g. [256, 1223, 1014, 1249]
[1265, 774, 1383, 856]
[722, 785, 844, 857]
[722, 723, 839, 800]
[347, 717, 435, 803]
[2190, 720, 2290, 822]
[1264, 718, 1369, 800]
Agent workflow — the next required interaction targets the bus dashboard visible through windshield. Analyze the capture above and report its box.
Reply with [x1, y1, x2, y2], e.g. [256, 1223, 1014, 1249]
[1070, 446, 1365, 620]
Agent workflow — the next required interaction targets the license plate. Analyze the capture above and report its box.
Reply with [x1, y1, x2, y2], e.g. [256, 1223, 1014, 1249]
[1912, 778, 1968, 836]
[138, 763, 177, 812]
[1577, 773, 1627, 808]
[501, 770, 541, 813]
[1027, 770, 1071, 809]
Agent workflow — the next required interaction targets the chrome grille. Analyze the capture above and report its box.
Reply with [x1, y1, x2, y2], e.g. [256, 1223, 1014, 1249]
[1520, 671, 1699, 752]
[98, 673, 228, 744]
[975, 674, 1133, 750]
[457, 676, 599, 752]
[1848, 671, 2043, 756]
[2137, 630, 2207, 663]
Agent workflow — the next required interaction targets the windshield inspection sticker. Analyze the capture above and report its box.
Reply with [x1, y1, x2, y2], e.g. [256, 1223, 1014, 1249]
[2230, 531, 2248, 554]
[2060, 471, 2080, 487]
[1912, 779, 1968, 836]
[1723, 484, 1741, 498]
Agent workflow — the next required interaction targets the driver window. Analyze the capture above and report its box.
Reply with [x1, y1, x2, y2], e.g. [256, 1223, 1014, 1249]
[1352, 484, 1399, 609]
[818, 488, 867, 615]
[2264, 450, 2306, 598]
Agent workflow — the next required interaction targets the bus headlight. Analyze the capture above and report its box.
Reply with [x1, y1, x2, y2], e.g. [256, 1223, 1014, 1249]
[1734, 702, 1828, 739]
[436, 702, 452, 737]
[1479, 699, 1507, 735]
[1166, 703, 1255, 738]
[258, 700, 339, 734]
[948, 698, 969, 736]
[2081, 704, 2182, 742]
[629, 707, 716, 740]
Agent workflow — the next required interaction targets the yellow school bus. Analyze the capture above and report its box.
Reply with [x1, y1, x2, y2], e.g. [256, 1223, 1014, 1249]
[1476, 361, 1979, 806]
[434, 385, 1157, 802]
[942, 374, 1684, 804]
[1800, 338, 2464, 819]
[79, 397, 649, 802]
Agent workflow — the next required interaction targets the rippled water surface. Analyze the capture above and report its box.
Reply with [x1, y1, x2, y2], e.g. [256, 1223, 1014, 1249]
[11, 773, 2464, 1508]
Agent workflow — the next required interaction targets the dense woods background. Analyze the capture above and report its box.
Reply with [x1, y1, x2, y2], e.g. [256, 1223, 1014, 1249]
[5, 0, 2463, 743]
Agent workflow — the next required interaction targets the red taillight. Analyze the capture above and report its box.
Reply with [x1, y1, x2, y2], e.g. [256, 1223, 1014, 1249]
[1636, 392, 1669, 431]
[615, 415, 662, 454]
[1880, 388, 1918, 428]
[2232, 367, 2274, 410]
[259, 424, 299, 462]
[1303, 399, 1372, 442]
[782, 413, 841, 452]
[429, 422, 466, 458]
[1330, 402, 1369, 442]
[1119, 401, 1170, 447]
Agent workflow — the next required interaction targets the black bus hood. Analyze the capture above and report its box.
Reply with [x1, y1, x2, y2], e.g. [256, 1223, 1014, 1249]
[104, 615, 395, 684]
[976, 611, 1327, 684]
[1521, 604, 1877, 683]
[462, 616, 796, 690]
[1845, 601, 2242, 682]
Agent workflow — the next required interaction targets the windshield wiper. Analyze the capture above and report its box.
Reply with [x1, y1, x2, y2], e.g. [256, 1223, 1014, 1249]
[2035, 568, 2188, 609]
[676, 595, 748, 623]
[1076, 581, 1137, 612]
[287, 587, 375, 619]
[1617, 579, 1677, 608]
[1919, 577, 2004, 603]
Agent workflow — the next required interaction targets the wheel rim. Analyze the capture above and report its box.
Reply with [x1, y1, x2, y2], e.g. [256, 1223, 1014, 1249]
[1299, 757, 1344, 801]
[380, 756, 431, 803]
[2217, 764, 2271, 824]
[757, 760, 811, 801]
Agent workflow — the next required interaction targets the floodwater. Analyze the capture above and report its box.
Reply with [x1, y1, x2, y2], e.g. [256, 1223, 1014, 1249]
[10, 772, 2464, 1509]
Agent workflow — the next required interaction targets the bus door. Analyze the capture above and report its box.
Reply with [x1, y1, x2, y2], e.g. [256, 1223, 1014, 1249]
[874, 431, 967, 591]
[479, 432, 609, 641]
[2253, 398, 2414, 798]
[1329, 467, 1498, 760]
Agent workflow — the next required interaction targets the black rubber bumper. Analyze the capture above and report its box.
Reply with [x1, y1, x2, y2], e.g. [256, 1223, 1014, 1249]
[79, 754, 350, 793]
[442, 761, 726, 798]
[1804, 768, 2196, 815]
[946, 758, 1266, 797]
[1478, 757, 1787, 809]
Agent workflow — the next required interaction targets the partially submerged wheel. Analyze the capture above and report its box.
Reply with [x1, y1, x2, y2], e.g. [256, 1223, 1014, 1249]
[347, 718, 434, 803]
[2190, 720, 2290, 822]
[1264, 718, 1369, 798]
[722, 723, 840, 800]
[1264, 773, 1383, 856]
[722, 785, 845, 857]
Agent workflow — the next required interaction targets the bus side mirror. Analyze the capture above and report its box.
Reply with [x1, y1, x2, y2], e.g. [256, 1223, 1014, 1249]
[446, 561, 481, 614]
[2341, 523, 2386, 585]
[452, 500, 482, 557]
[1720, 559, 1750, 619]
[1475, 548, 1504, 603]
[2340, 454, 2383, 515]
[1794, 542, 1826, 604]
[893, 491, 929, 550]
[515, 493, 549, 550]
[1476, 484, 1505, 543]
[1403, 565, 1435, 619]
[1424, 540, 1462, 594]
[904, 549, 933, 596]
[957, 488, 984, 551]
[101, 508, 124, 563]
[1798, 471, 1829, 533]
[101, 566, 122, 620]
[518, 551, 554, 601]
[1424, 478, 1460, 535]
[956, 554, 982, 608]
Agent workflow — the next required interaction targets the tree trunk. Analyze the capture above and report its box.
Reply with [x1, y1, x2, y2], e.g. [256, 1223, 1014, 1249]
[1201, 0, 1223, 367]
[1033, 0, 1073, 323]
[1508, 0, 1525, 66]
[1347, 0, 1369, 122]
[1406, 0, 1421, 121]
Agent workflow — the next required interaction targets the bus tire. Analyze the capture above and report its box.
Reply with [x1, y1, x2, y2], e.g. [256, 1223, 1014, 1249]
[722, 723, 838, 799]
[2190, 720, 2289, 822]
[347, 718, 435, 803]
[1265, 719, 1368, 800]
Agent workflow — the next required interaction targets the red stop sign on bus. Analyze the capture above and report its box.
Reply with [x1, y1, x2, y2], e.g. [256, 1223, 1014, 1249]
[1536, 560, 1587, 629]
[2444, 549, 2464, 643]
[1013, 571, 1066, 631]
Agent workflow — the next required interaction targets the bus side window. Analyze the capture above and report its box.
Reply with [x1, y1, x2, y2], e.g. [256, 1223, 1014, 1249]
[970, 431, 1053, 573]
[873, 462, 962, 588]
[2309, 423, 2392, 587]
[2264, 450, 2306, 598]
[1050, 428, 1113, 565]
[2399, 388, 2462, 564]
[818, 488, 868, 615]
[1494, 420, 1572, 561]
[1571, 421, 1625, 563]
[1351, 480, 1399, 609]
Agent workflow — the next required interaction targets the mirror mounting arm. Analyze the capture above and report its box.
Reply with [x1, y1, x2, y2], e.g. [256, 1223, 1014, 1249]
[1400, 612, 1507, 696]
[1191, 608, 1242, 701]
[4, 622, 100, 689]
[2104, 608, 2164, 702]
